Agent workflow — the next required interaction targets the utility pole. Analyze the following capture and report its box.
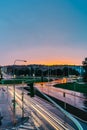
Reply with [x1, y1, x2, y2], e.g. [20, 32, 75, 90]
[22, 81, 24, 119]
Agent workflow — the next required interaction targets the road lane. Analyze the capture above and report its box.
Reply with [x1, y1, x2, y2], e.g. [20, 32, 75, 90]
[9, 86, 77, 130]
[35, 83, 87, 112]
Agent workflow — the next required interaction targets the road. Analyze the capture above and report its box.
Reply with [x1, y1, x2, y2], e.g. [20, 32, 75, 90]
[9, 86, 68, 130]
[8, 85, 83, 130]
[35, 82, 87, 112]
[0, 84, 85, 130]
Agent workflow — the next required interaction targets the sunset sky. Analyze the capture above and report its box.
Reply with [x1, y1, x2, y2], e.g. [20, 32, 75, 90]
[0, 0, 87, 65]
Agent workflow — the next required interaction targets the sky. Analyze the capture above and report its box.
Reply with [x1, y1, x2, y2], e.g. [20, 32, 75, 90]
[0, 0, 87, 66]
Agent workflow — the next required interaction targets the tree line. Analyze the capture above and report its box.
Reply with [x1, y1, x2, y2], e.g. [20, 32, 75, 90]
[6, 65, 80, 77]
[82, 57, 87, 82]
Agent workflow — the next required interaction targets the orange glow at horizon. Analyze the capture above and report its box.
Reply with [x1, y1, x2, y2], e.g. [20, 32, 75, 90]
[28, 59, 82, 66]
[9, 57, 82, 66]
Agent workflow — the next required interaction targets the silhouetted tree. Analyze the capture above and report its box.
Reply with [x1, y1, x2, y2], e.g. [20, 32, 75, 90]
[63, 67, 79, 76]
[35, 68, 42, 76]
[63, 67, 68, 76]
[69, 68, 79, 76]
[82, 58, 87, 82]
[56, 69, 63, 76]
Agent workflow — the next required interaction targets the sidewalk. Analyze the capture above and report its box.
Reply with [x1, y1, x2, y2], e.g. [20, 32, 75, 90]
[0, 86, 14, 128]
[0, 86, 25, 129]
[0, 85, 37, 130]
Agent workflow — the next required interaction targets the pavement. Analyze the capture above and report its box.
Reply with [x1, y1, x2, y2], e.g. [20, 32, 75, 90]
[0, 84, 86, 130]
[0, 86, 13, 128]
[0, 85, 36, 130]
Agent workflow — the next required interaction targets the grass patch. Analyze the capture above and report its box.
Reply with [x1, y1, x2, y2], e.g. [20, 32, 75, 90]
[0, 78, 48, 85]
[54, 83, 87, 93]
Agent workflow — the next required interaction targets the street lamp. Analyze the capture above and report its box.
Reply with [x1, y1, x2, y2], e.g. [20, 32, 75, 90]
[14, 59, 27, 67]
[13, 59, 27, 125]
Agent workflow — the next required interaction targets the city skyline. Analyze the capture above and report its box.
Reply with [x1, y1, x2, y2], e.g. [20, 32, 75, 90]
[0, 0, 87, 65]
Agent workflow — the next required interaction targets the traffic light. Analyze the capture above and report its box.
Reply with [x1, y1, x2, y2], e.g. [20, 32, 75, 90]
[27, 83, 34, 97]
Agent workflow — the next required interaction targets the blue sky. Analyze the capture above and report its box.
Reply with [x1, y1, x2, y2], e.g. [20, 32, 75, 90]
[0, 0, 87, 65]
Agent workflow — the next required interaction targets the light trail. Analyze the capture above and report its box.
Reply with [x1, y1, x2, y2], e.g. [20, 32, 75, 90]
[9, 88, 71, 130]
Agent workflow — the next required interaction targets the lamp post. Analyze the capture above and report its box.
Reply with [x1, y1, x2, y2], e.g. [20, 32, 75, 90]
[13, 59, 27, 125]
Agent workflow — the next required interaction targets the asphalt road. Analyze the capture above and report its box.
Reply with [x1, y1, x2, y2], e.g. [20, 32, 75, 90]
[9, 85, 83, 130]
[9, 87, 64, 130]
[0, 84, 86, 130]
[35, 82, 87, 112]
